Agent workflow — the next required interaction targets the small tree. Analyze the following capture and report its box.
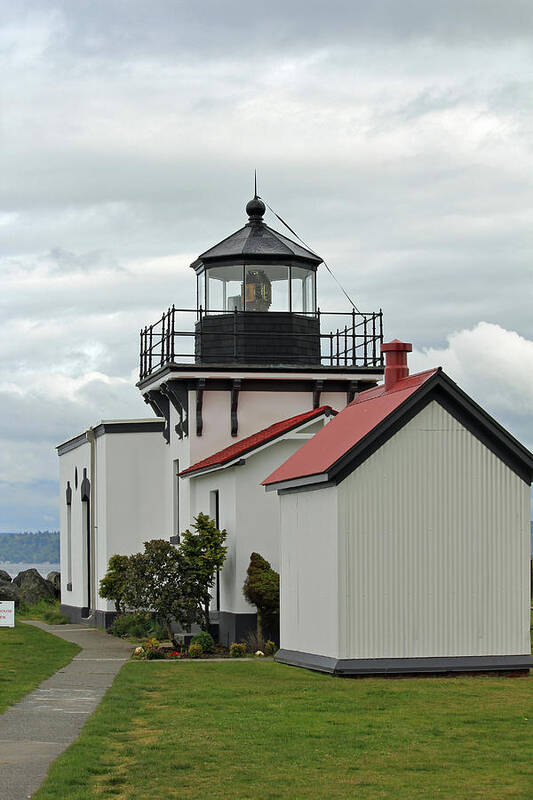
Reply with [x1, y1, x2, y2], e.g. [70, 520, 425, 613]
[242, 552, 279, 638]
[180, 513, 228, 631]
[122, 540, 197, 640]
[99, 554, 130, 614]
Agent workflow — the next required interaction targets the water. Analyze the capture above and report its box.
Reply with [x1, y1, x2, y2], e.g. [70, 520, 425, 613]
[0, 561, 60, 580]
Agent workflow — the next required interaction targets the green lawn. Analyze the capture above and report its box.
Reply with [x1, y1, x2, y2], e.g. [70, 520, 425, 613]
[32, 661, 533, 800]
[0, 621, 80, 713]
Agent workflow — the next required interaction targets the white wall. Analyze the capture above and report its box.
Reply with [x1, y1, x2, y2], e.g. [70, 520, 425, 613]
[167, 401, 191, 539]
[279, 486, 339, 658]
[188, 389, 347, 464]
[58, 440, 91, 610]
[337, 400, 531, 659]
[99, 431, 168, 610]
[187, 436, 323, 616]
[59, 427, 168, 615]
[188, 466, 237, 611]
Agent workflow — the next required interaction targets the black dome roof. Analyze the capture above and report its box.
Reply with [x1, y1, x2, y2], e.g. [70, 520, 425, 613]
[190, 196, 322, 272]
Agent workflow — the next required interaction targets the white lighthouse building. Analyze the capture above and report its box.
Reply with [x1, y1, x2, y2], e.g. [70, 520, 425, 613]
[57, 193, 384, 642]
[58, 191, 533, 676]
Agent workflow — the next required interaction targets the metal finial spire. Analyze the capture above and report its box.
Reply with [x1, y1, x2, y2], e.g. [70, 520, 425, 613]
[246, 173, 266, 222]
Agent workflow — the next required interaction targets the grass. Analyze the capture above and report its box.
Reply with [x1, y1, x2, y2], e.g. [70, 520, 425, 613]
[32, 660, 533, 800]
[18, 598, 69, 625]
[0, 621, 80, 713]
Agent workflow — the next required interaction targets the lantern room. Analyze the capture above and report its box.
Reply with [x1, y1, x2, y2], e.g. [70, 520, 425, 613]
[190, 195, 323, 365]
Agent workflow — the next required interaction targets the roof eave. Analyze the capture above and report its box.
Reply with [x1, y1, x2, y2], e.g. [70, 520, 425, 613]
[183, 407, 336, 479]
[266, 370, 533, 492]
[191, 253, 322, 272]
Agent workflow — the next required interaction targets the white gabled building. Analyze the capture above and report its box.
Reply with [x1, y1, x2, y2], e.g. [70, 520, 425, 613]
[57, 193, 384, 638]
[264, 341, 533, 677]
[57, 419, 167, 625]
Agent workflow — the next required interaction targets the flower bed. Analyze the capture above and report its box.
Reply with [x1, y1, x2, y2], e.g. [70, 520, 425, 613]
[131, 637, 277, 661]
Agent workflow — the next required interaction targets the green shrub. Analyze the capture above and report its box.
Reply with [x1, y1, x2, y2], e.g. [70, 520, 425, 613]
[146, 648, 165, 660]
[264, 640, 276, 656]
[188, 642, 203, 659]
[109, 612, 165, 640]
[229, 642, 246, 658]
[242, 552, 279, 638]
[110, 613, 137, 638]
[191, 631, 214, 653]
[99, 553, 130, 614]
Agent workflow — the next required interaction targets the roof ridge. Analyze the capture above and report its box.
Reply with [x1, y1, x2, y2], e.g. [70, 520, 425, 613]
[352, 368, 439, 406]
[246, 224, 294, 256]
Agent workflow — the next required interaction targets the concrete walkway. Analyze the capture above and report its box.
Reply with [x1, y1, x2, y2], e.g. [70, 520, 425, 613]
[0, 621, 133, 800]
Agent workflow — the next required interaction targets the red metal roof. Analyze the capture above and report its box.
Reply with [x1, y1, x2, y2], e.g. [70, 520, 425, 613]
[180, 406, 334, 477]
[262, 369, 438, 486]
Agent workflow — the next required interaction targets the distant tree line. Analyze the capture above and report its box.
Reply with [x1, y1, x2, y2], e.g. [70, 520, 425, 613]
[0, 531, 60, 563]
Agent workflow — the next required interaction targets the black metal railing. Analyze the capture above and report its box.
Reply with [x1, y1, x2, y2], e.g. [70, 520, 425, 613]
[139, 307, 384, 380]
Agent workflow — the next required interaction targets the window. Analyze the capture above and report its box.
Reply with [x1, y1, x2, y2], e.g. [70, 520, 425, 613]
[203, 264, 296, 314]
[245, 265, 289, 311]
[80, 468, 92, 613]
[290, 266, 316, 314]
[209, 490, 220, 610]
[66, 481, 72, 591]
[204, 265, 243, 313]
[197, 272, 206, 310]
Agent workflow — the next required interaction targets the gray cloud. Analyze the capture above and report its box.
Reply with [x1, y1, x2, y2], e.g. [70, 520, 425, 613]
[1, 2, 532, 528]
[6, 1, 533, 63]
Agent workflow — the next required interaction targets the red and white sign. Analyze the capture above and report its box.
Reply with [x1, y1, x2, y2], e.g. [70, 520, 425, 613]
[0, 601, 15, 627]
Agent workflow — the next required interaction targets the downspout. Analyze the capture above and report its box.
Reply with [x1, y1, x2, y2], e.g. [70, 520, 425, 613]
[86, 427, 97, 614]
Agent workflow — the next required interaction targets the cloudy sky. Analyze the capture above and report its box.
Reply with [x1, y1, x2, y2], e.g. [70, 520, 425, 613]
[1, 1, 532, 530]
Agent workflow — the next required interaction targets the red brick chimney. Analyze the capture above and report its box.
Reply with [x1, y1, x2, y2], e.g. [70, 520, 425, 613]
[381, 339, 412, 391]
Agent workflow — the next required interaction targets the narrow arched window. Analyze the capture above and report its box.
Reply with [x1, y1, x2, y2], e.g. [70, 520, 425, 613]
[66, 481, 72, 591]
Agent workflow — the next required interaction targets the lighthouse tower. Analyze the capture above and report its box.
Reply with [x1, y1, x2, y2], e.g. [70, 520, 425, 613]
[138, 193, 384, 541]
[57, 190, 384, 632]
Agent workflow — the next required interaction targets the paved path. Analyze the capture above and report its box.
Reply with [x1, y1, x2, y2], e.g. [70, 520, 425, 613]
[0, 621, 132, 800]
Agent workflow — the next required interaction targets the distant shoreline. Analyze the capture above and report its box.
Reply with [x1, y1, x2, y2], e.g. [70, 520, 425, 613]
[0, 531, 59, 565]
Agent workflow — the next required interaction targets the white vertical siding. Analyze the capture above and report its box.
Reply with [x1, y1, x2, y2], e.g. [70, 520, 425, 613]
[58, 441, 91, 609]
[189, 467, 237, 612]
[280, 487, 339, 658]
[337, 400, 530, 659]
[104, 431, 168, 567]
[188, 438, 309, 616]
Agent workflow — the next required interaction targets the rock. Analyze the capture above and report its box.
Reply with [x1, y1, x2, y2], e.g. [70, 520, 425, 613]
[0, 569, 12, 583]
[12, 568, 43, 587]
[46, 571, 61, 597]
[13, 568, 56, 606]
[0, 579, 20, 607]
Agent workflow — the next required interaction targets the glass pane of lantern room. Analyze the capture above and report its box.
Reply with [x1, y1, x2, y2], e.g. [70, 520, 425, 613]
[206, 273, 223, 313]
[291, 266, 315, 314]
[197, 272, 206, 310]
[206, 265, 244, 313]
[304, 271, 316, 314]
[244, 265, 288, 312]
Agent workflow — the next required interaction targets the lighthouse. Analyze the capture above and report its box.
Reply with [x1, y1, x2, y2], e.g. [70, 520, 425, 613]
[58, 190, 384, 635]
[57, 189, 533, 666]
[138, 194, 384, 537]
